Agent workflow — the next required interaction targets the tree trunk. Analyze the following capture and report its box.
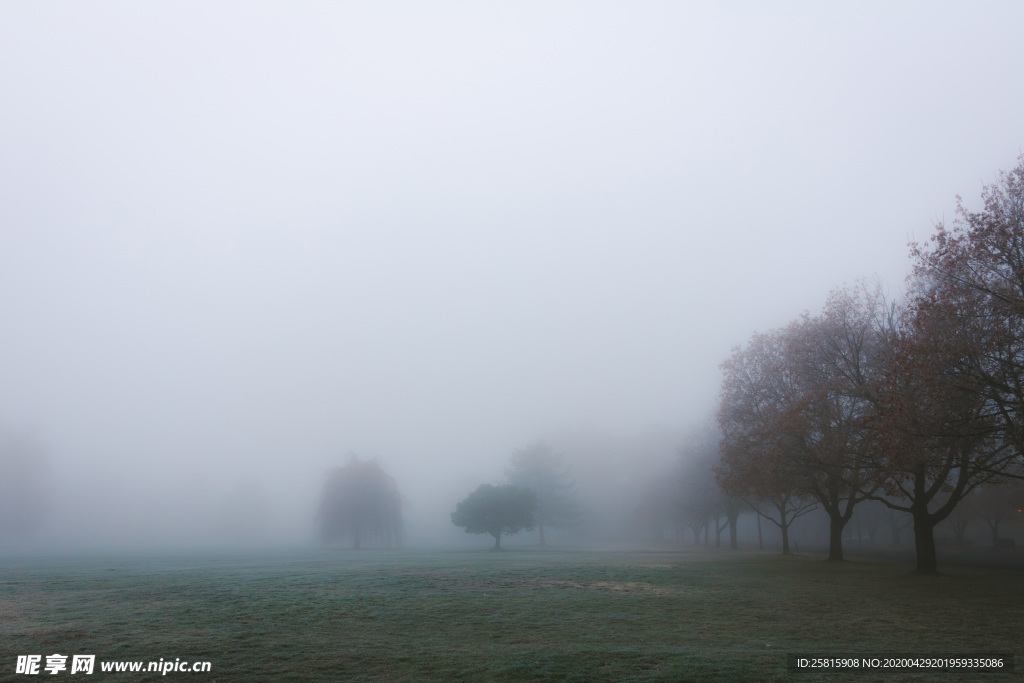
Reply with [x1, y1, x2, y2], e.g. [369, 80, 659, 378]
[911, 510, 937, 573]
[493, 533, 501, 550]
[990, 521, 1000, 548]
[728, 510, 739, 549]
[538, 519, 546, 546]
[827, 514, 845, 561]
[780, 520, 791, 555]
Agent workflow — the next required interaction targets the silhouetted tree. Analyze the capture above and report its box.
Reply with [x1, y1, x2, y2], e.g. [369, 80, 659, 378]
[857, 210, 1023, 573]
[744, 290, 885, 560]
[506, 442, 578, 545]
[785, 287, 883, 560]
[861, 156, 1024, 572]
[317, 455, 402, 548]
[451, 484, 536, 550]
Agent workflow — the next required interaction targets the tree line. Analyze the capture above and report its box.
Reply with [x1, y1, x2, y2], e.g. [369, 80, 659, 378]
[314, 158, 1024, 570]
[317, 442, 579, 551]
[715, 156, 1024, 573]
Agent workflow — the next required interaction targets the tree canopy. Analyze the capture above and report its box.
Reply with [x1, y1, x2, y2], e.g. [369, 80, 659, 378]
[317, 455, 402, 549]
[451, 484, 537, 550]
[505, 441, 578, 545]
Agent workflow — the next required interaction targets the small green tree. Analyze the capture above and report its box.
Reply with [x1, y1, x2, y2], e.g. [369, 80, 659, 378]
[451, 484, 536, 550]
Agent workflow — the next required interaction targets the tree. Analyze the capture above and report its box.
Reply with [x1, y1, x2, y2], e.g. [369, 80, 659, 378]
[636, 473, 685, 542]
[885, 506, 912, 545]
[0, 431, 49, 536]
[859, 272, 1015, 573]
[975, 481, 1024, 547]
[451, 484, 537, 550]
[845, 161, 1024, 572]
[677, 421, 743, 549]
[782, 286, 883, 560]
[505, 442, 578, 545]
[911, 155, 1024, 461]
[316, 455, 402, 548]
[854, 499, 886, 546]
[941, 489, 976, 546]
[716, 328, 817, 554]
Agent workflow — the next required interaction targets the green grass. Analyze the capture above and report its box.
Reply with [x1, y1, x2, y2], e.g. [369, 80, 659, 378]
[1, 548, 1021, 681]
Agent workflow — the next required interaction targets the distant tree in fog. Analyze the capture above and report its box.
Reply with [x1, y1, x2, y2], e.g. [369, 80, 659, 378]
[451, 484, 536, 550]
[975, 482, 1024, 548]
[505, 442, 578, 545]
[677, 421, 743, 549]
[317, 455, 402, 549]
[0, 432, 49, 536]
[636, 473, 684, 542]
[941, 490, 976, 546]
[885, 507, 912, 546]
[853, 500, 887, 546]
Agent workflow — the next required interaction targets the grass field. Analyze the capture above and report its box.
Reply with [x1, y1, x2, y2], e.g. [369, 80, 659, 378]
[1, 547, 1021, 681]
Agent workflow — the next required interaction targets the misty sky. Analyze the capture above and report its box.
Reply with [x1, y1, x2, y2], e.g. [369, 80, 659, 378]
[1, 2, 1022, 547]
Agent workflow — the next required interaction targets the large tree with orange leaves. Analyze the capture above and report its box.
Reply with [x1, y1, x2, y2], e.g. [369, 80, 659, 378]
[858, 158, 1024, 572]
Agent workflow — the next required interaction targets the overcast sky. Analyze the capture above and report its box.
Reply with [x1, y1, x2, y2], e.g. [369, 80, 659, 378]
[1, 2, 1022, 547]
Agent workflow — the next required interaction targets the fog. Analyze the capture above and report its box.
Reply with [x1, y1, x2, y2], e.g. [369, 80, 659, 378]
[1, 2, 1022, 552]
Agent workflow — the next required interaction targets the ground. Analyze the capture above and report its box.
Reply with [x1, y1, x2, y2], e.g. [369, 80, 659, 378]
[1, 548, 1021, 681]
